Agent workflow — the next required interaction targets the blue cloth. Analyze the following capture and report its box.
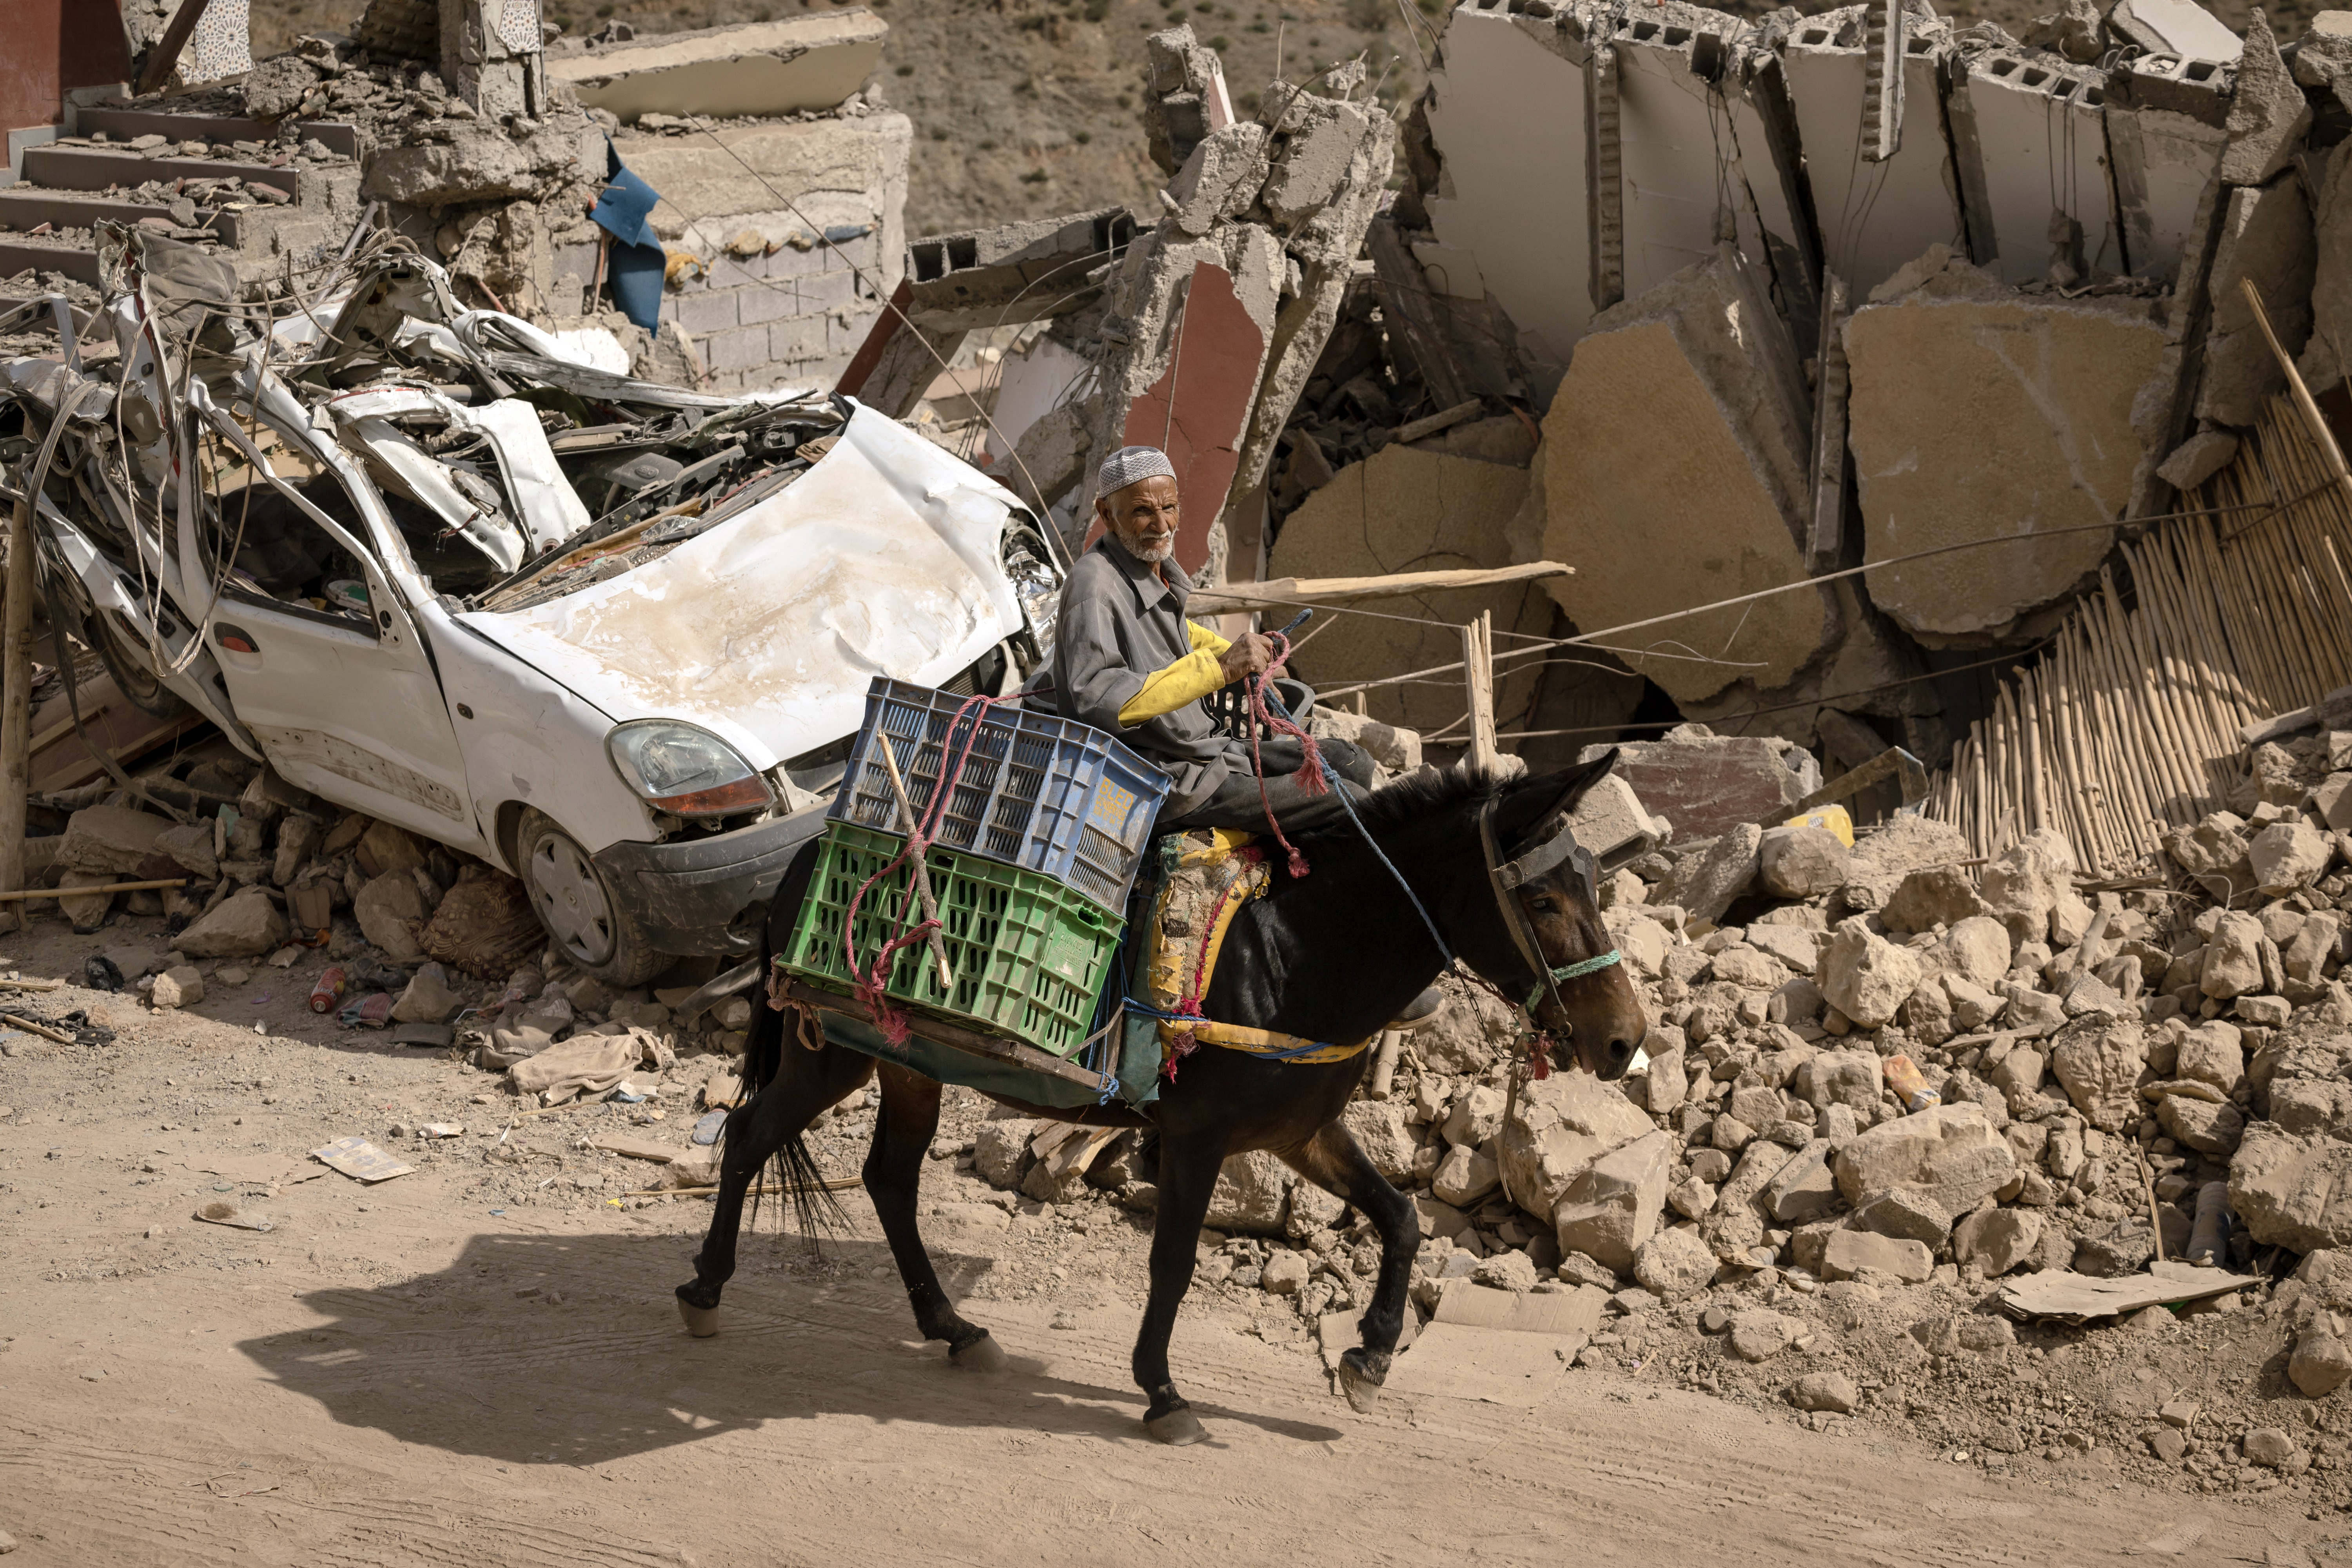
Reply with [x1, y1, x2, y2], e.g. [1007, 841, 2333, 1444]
[592, 138, 668, 333]
[606, 236, 667, 334]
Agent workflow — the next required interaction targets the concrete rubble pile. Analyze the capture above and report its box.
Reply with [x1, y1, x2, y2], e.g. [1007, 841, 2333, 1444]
[3, 2, 908, 393]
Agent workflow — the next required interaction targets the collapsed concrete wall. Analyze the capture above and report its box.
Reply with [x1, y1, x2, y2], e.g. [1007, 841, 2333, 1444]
[545, 14, 888, 124]
[1844, 245, 2174, 644]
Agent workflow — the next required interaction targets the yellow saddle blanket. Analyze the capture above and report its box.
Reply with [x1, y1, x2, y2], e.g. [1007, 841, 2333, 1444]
[1143, 829, 1369, 1069]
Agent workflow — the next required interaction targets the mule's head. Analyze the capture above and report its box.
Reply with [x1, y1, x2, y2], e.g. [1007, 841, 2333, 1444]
[1464, 752, 1650, 1080]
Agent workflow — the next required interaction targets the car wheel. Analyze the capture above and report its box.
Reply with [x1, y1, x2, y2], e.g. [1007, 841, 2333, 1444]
[515, 808, 668, 986]
[86, 606, 189, 719]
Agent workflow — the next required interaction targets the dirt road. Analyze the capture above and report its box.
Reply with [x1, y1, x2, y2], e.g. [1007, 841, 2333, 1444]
[0, 913, 2328, 1567]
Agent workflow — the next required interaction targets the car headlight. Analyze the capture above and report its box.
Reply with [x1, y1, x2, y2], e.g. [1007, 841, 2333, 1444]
[607, 722, 775, 817]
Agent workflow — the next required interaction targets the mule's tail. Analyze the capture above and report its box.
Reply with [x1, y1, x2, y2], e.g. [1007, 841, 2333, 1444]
[735, 920, 847, 1241]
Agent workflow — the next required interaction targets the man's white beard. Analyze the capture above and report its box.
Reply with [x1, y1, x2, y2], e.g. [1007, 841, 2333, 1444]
[1122, 531, 1175, 564]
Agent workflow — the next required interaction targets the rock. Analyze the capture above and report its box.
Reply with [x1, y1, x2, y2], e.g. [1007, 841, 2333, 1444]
[973, 1119, 1035, 1188]
[2074, 1229, 2154, 1276]
[1821, 1230, 1934, 1283]
[1745, 923, 1820, 975]
[1789, 1371, 1860, 1413]
[2244, 1426, 2300, 1468]
[2156, 1093, 2245, 1156]
[2164, 813, 2256, 900]
[2147, 1427, 2188, 1464]
[2176, 1020, 2246, 1095]
[1206, 1149, 1294, 1235]
[150, 964, 204, 1009]
[2236, 1122, 2352, 1250]
[2283, 907, 2346, 986]
[1762, 1139, 1839, 1223]
[1952, 1208, 2042, 1275]
[1882, 865, 1993, 933]
[1497, 1069, 1653, 1216]
[1797, 1050, 1884, 1120]
[1658, 824, 1764, 925]
[272, 812, 323, 886]
[2252, 820, 2332, 894]
[1913, 1313, 2017, 1354]
[2238, 994, 2292, 1027]
[1728, 1309, 1800, 1362]
[1980, 830, 2076, 945]
[155, 822, 219, 880]
[1833, 1102, 2016, 1211]
[2221, 9, 2313, 187]
[391, 962, 463, 1024]
[1342, 1099, 1417, 1180]
[1991, 1046, 2048, 1118]
[1853, 1187, 1953, 1246]
[1817, 920, 1924, 1029]
[1707, 945, 1789, 991]
[2203, 909, 2267, 1000]
[1434, 1143, 1502, 1207]
[1632, 1227, 1717, 1300]
[1944, 974, 2007, 1030]
[1442, 1084, 1507, 1148]
[176, 886, 290, 959]
[55, 871, 116, 931]
[1758, 825, 1850, 899]
[2048, 1012, 2149, 1132]
[354, 871, 430, 965]
[1933, 915, 2014, 988]
[58, 804, 173, 876]
[1261, 1250, 1310, 1295]
[1286, 1179, 1345, 1239]
[1473, 1249, 1539, 1293]
[1551, 1130, 1674, 1273]
[2292, 1325, 2352, 1396]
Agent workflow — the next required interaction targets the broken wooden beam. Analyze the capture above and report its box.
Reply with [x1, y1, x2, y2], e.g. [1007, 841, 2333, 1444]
[1187, 561, 1571, 617]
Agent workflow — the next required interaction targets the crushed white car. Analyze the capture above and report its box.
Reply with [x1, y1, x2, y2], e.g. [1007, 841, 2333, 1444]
[1, 225, 1063, 982]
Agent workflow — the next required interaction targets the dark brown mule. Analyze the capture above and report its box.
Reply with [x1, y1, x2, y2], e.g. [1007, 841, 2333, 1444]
[675, 753, 1649, 1443]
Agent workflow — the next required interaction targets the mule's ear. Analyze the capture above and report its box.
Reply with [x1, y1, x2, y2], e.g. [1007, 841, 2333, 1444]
[1495, 748, 1621, 845]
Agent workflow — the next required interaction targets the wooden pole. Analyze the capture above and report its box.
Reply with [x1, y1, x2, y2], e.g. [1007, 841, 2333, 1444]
[1463, 610, 1497, 770]
[0, 499, 36, 938]
[135, 0, 218, 95]
[2243, 278, 2352, 518]
[0, 877, 188, 902]
[877, 735, 955, 992]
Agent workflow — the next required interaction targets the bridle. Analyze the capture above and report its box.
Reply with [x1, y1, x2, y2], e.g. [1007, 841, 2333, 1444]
[1472, 796, 1622, 1073]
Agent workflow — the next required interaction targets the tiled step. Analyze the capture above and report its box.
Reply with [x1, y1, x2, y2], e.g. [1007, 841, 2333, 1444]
[20, 145, 305, 204]
[75, 107, 361, 160]
[0, 188, 245, 245]
[0, 240, 100, 285]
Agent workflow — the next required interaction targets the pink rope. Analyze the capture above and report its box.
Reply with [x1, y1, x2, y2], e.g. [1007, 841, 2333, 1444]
[841, 692, 1013, 1043]
[1245, 631, 1328, 879]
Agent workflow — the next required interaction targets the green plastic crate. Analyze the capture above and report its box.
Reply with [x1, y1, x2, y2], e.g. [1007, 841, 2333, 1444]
[777, 821, 1123, 1059]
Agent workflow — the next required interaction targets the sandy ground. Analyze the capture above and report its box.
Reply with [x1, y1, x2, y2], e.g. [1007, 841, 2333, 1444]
[0, 906, 2337, 1568]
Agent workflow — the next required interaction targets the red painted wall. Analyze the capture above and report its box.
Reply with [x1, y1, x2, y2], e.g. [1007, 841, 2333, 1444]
[0, 0, 131, 132]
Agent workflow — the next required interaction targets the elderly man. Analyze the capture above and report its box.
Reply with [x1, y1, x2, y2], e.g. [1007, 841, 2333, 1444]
[1050, 445, 1376, 834]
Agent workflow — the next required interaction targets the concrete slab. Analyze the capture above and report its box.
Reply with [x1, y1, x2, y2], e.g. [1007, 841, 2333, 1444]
[2196, 173, 2316, 427]
[2104, 93, 2229, 286]
[546, 14, 887, 121]
[1422, 0, 1597, 372]
[2302, 140, 2352, 396]
[2107, 0, 2243, 63]
[1269, 444, 1546, 737]
[1845, 247, 2174, 643]
[1383, 1321, 1574, 1405]
[1581, 732, 1822, 843]
[1948, 50, 2123, 285]
[1536, 245, 1822, 704]
[1784, 12, 1969, 300]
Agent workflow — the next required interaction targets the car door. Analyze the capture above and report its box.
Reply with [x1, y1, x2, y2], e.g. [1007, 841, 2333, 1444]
[203, 468, 485, 852]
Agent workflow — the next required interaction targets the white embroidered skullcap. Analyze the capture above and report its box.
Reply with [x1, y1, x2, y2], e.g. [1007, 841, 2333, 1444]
[1096, 445, 1177, 497]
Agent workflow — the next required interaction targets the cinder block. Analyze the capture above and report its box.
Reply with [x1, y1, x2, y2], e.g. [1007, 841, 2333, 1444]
[707, 253, 766, 288]
[768, 241, 831, 279]
[768, 313, 828, 364]
[708, 324, 770, 373]
[737, 283, 799, 326]
[798, 268, 858, 312]
[674, 287, 741, 333]
[552, 243, 599, 281]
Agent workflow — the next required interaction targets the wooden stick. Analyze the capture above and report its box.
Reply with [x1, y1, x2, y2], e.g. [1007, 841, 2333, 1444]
[877, 735, 954, 992]
[0, 499, 32, 938]
[0, 976, 64, 991]
[1367, 1029, 1402, 1100]
[1, 1011, 73, 1043]
[0, 877, 187, 902]
[1463, 611, 1497, 770]
[1187, 561, 1572, 616]
[135, 0, 217, 94]
[2243, 278, 2352, 519]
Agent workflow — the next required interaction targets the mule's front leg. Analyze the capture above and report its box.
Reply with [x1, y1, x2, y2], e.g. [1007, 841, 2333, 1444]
[675, 1043, 873, 1336]
[1132, 1127, 1227, 1445]
[865, 1063, 1004, 1370]
[1279, 1122, 1418, 1411]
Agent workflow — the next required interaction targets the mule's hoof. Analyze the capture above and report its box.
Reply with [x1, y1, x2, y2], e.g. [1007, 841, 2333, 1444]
[1145, 1406, 1207, 1446]
[949, 1332, 1007, 1372]
[676, 1298, 721, 1338]
[1338, 1360, 1383, 1412]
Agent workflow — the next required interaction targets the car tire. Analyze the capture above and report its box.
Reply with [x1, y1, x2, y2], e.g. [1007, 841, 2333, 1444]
[514, 807, 669, 987]
[85, 606, 189, 719]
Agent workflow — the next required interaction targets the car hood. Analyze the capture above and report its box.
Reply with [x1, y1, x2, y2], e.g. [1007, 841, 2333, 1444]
[457, 404, 1027, 769]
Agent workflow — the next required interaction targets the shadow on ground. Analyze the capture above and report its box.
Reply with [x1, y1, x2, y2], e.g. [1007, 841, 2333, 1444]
[238, 1228, 1343, 1463]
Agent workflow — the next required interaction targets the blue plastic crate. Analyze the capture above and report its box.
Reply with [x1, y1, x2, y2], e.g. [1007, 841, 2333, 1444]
[829, 677, 1171, 914]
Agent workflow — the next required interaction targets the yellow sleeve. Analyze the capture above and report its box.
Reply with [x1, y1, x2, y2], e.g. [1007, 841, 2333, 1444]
[1187, 620, 1231, 657]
